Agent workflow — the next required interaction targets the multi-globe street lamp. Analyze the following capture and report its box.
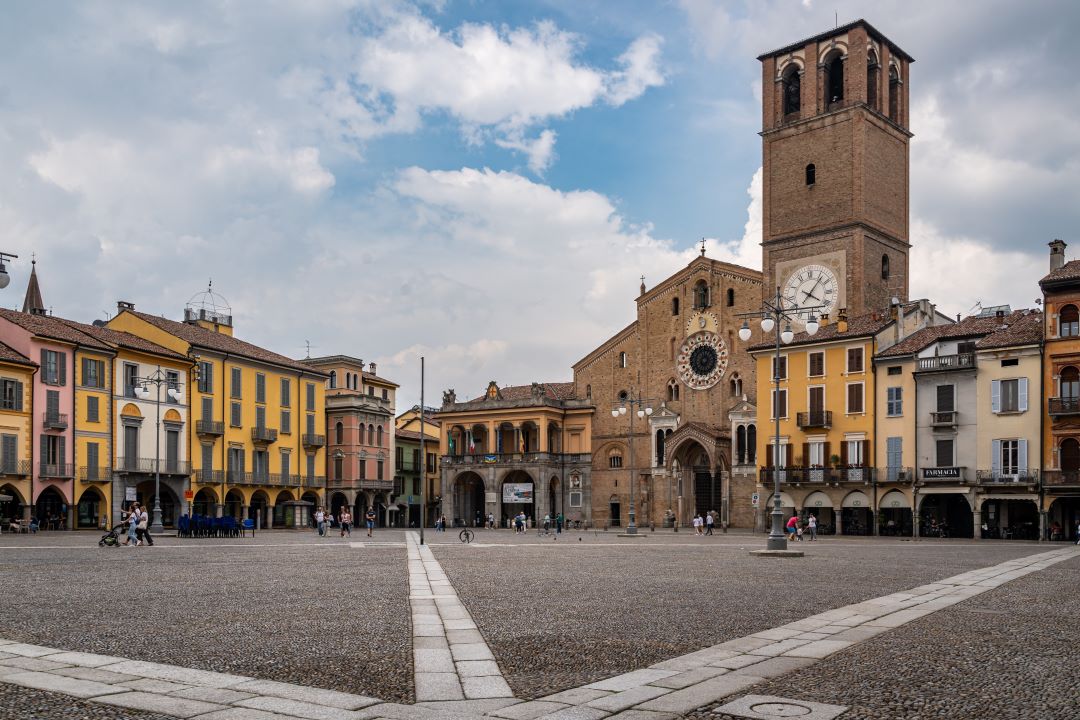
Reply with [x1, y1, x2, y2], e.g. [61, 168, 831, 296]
[134, 367, 184, 533]
[738, 287, 825, 552]
[611, 389, 653, 535]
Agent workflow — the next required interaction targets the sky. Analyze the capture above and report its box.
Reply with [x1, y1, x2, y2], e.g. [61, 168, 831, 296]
[1, 0, 1076, 408]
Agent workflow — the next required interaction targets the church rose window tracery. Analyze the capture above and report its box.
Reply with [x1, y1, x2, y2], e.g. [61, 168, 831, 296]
[676, 332, 729, 390]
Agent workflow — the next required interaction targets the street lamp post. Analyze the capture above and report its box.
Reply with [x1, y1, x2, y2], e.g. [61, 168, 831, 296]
[134, 366, 184, 534]
[611, 389, 653, 535]
[738, 287, 824, 552]
[0, 251, 18, 289]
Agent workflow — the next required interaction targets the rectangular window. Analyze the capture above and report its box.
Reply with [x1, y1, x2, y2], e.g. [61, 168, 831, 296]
[87, 395, 99, 423]
[886, 437, 903, 480]
[41, 350, 66, 385]
[202, 396, 213, 421]
[412, 448, 420, 468]
[772, 388, 788, 419]
[306, 413, 315, 436]
[936, 384, 955, 412]
[81, 358, 104, 388]
[359, 458, 366, 480]
[231, 367, 242, 399]
[86, 442, 99, 480]
[256, 406, 266, 429]
[306, 383, 315, 410]
[166, 370, 180, 403]
[847, 347, 864, 373]
[280, 410, 291, 434]
[281, 451, 291, 480]
[1001, 358, 1019, 367]
[124, 363, 139, 398]
[412, 478, 420, 495]
[280, 377, 291, 407]
[123, 425, 138, 469]
[377, 460, 384, 480]
[198, 361, 213, 393]
[808, 352, 824, 377]
[935, 438, 953, 467]
[333, 456, 343, 480]
[427, 452, 436, 473]
[306, 454, 316, 480]
[1000, 439, 1019, 475]
[367, 385, 374, 396]
[202, 443, 213, 472]
[886, 387, 903, 417]
[807, 441, 825, 466]
[1, 434, 18, 472]
[808, 385, 824, 413]
[166, 430, 179, 472]
[46, 389, 60, 421]
[395, 446, 404, 469]
[846, 383, 864, 414]
[992, 378, 1025, 414]
[230, 401, 241, 427]
[772, 356, 788, 380]
[382, 388, 388, 400]
[255, 373, 266, 403]
[0, 379, 22, 410]
[887, 366, 902, 376]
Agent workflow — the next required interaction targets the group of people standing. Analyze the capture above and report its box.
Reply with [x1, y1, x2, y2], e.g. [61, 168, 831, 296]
[691, 511, 718, 535]
[314, 506, 376, 538]
[121, 503, 153, 546]
[786, 513, 818, 541]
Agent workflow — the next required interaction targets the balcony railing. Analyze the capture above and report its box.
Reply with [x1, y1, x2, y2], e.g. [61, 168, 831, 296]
[879, 466, 915, 483]
[39, 463, 74, 478]
[1048, 398, 1080, 416]
[758, 466, 877, 484]
[115, 458, 191, 475]
[917, 353, 975, 372]
[42, 412, 68, 430]
[196, 420, 225, 436]
[796, 411, 832, 429]
[443, 452, 592, 465]
[79, 466, 112, 482]
[302, 433, 326, 448]
[306, 475, 327, 488]
[195, 469, 224, 484]
[975, 469, 1039, 484]
[0, 459, 31, 476]
[251, 426, 278, 444]
[327, 477, 395, 491]
[930, 411, 958, 427]
[1042, 470, 1080, 487]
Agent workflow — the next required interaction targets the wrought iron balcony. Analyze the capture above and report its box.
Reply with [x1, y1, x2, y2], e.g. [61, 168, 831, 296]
[975, 469, 1039, 484]
[305, 475, 327, 488]
[115, 458, 191, 475]
[42, 412, 68, 430]
[878, 467, 915, 483]
[443, 452, 592, 466]
[79, 466, 112, 482]
[251, 426, 278, 444]
[930, 411, 958, 427]
[195, 469, 224, 484]
[758, 466, 876, 485]
[917, 353, 975, 372]
[0, 459, 31, 476]
[196, 420, 225, 436]
[1042, 470, 1080, 488]
[302, 433, 326, 448]
[1048, 398, 1080, 416]
[796, 411, 832, 429]
[39, 463, 74, 478]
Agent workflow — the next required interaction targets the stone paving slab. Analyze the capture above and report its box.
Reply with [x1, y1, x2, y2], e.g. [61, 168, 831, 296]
[228, 679, 379, 710]
[0, 655, 73, 672]
[44, 651, 128, 667]
[93, 690, 226, 717]
[102, 660, 251, 689]
[236, 694, 367, 719]
[0, 669, 130, 699]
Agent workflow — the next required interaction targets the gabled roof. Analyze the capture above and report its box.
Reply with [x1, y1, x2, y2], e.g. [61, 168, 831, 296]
[122, 309, 324, 375]
[0, 308, 112, 350]
[876, 310, 1032, 358]
[1040, 260, 1080, 287]
[61, 320, 188, 361]
[976, 310, 1042, 350]
[467, 382, 577, 403]
[0, 340, 36, 367]
[22, 261, 45, 315]
[749, 310, 892, 352]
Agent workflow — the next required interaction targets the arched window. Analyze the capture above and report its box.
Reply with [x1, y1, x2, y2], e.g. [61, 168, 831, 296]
[727, 288, 735, 306]
[619, 352, 628, 368]
[672, 297, 679, 315]
[825, 52, 844, 105]
[329, 370, 337, 389]
[1061, 367, 1080, 399]
[367, 424, 375, 445]
[1061, 305, 1079, 337]
[881, 254, 890, 280]
[655, 429, 666, 466]
[333, 456, 343, 481]
[377, 426, 383, 447]
[586, 384, 592, 398]
[730, 376, 742, 397]
[335, 421, 343, 445]
[1061, 437, 1080, 473]
[667, 379, 680, 401]
[805, 163, 816, 186]
[782, 65, 801, 115]
[888, 65, 900, 121]
[608, 448, 623, 469]
[747, 425, 757, 463]
[345, 372, 352, 389]
[670, 337, 676, 361]
[694, 280, 709, 309]
[736, 425, 746, 465]
[866, 51, 879, 111]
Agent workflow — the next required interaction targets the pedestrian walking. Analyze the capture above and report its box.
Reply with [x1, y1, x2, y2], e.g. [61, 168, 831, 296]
[705, 512, 715, 535]
[543, 514, 551, 535]
[340, 508, 352, 537]
[556, 512, 564, 534]
[365, 506, 376, 537]
[807, 513, 817, 541]
[139, 505, 154, 546]
[315, 507, 326, 536]
[123, 503, 139, 546]
[786, 513, 799, 541]
[487, 512, 494, 530]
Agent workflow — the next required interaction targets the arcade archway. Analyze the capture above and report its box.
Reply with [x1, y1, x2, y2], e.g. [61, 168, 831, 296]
[452, 472, 485, 528]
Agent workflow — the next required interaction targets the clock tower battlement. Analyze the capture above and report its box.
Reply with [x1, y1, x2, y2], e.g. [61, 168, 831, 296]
[758, 19, 913, 317]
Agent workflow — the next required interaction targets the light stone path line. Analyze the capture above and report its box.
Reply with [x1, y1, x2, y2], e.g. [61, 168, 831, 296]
[408, 531, 516, 704]
[484, 545, 1080, 720]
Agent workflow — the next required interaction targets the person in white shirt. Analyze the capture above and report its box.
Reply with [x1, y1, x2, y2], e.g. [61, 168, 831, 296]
[807, 514, 818, 541]
[315, 508, 326, 537]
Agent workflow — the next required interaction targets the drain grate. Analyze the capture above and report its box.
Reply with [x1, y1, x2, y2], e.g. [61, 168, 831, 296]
[714, 694, 849, 720]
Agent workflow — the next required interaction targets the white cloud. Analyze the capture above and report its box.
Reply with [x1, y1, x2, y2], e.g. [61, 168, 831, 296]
[603, 34, 666, 106]
[702, 166, 762, 270]
[494, 129, 558, 174]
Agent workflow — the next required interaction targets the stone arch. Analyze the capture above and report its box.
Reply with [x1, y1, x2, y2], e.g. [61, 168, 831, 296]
[822, 47, 846, 105]
[76, 485, 107, 529]
[451, 471, 486, 528]
[120, 403, 142, 418]
[163, 408, 182, 423]
[250, 489, 270, 529]
[275, 489, 295, 505]
[192, 487, 217, 517]
[224, 488, 245, 519]
[781, 62, 802, 116]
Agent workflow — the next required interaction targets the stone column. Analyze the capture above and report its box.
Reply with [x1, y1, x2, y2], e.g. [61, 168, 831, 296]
[215, 503, 224, 518]
[266, 505, 274, 529]
[242, 504, 249, 520]
[835, 510, 844, 536]
[973, 507, 982, 540]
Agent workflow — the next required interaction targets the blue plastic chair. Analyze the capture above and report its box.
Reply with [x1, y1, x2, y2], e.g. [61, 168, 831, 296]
[242, 518, 255, 537]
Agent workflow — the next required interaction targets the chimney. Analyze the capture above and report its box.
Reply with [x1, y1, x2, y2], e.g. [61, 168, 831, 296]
[1050, 239, 1067, 272]
[819, 313, 830, 328]
[892, 297, 903, 345]
[117, 301, 135, 313]
[368, 362, 377, 375]
[837, 308, 848, 334]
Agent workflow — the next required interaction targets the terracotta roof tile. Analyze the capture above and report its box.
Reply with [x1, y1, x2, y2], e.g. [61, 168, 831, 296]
[1041, 259, 1080, 286]
[0, 340, 35, 367]
[59, 320, 189, 361]
[876, 311, 1035, 357]
[395, 428, 438, 442]
[124, 310, 323, 375]
[468, 382, 577, 403]
[749, 310, 892, 351]
[975, 310, 1042, 349]
[0, 308, 112, 350]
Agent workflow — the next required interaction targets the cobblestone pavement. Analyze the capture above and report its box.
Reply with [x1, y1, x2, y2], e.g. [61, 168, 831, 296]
[0, 531, 412, 702]
[0, 683, 175, 720]
[432, 531, 1046, 698]
[694, 553, 1080, 720]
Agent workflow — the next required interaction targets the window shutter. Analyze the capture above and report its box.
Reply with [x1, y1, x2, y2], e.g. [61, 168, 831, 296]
[802, 443, 810, 467]
[991, 439, 1001, 476]
[765, 446, 773, 468]
[860, 440, 869, 467]
[823, 442, 831, 465]
[1017, 439, 1027, 472]
[1018, 378, 1028, 412]
[87, 442, 99, 473]
[47, 390, 59, 416]
[991, 380, 1001, 413]
[202, 397, 212, 420]
[14, 381, 22, 411]
[40, 349, 48, 380]
[58, 352, 67, 386]
[937, 384, 954, 412]
[840, 442, 848, 466]
[40, 434, 47, 471]
[58, 437, 66, 468]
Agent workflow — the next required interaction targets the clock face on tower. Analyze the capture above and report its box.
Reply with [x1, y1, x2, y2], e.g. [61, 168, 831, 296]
[783, 264, 838, 318]
[676, 332, 729, 390]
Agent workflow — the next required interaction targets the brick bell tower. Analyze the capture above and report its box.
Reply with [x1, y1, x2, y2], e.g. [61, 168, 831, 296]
[758, 20, 913, 320]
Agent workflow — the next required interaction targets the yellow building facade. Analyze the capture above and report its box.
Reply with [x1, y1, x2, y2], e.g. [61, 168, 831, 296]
[0, 341, 36, 525]
[71, 338, 114, 529]
[108, 300, 327, 528]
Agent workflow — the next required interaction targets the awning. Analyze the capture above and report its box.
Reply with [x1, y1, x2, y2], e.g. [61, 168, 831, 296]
[803, 491, 832, 508]
[842, 490, 871, 508]
[880, 490, 910, 509]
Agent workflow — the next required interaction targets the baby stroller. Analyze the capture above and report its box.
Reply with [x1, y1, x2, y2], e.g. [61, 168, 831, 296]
[99, 522, 125, 547]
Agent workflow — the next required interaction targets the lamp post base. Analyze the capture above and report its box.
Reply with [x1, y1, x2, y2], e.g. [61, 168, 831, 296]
[750, 549, 805, 558]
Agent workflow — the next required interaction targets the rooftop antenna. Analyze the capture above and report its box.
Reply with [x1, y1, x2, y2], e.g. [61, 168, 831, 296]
[304, 340, 313, 359]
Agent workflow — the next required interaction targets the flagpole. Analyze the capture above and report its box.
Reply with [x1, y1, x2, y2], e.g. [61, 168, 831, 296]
[419, 356, 426, 546]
